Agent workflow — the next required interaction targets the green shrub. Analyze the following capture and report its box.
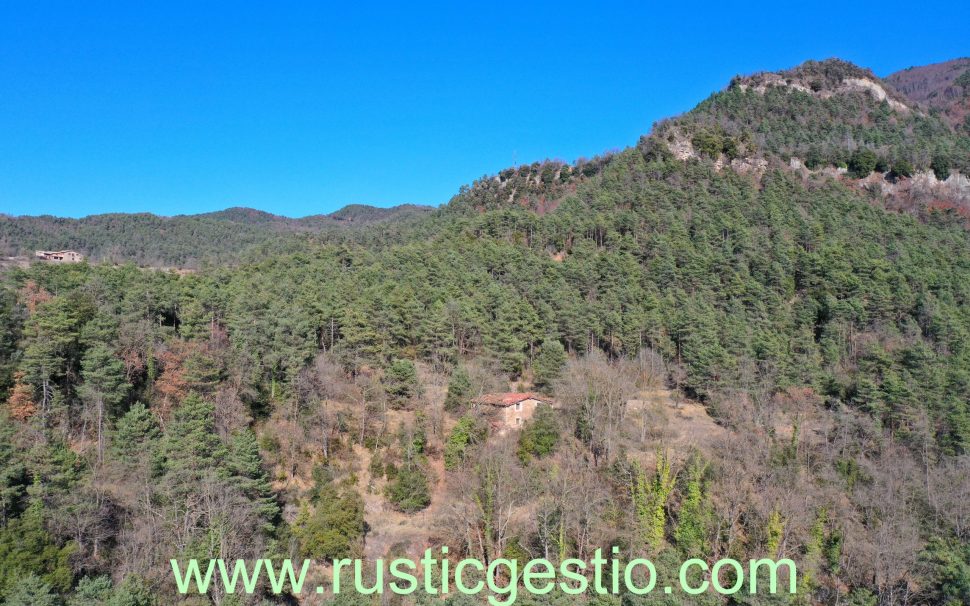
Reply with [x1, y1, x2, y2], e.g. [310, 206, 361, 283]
[444, 416, 485, 470]
[931, 154, 951, 180]
[891, 158, 914, 179]
[692, 129, 724, 159]
[847, 148, 877, 178]
[517, 404, 560, 462]
[384, 463, 431, 513]
[295, 474, 365, 560]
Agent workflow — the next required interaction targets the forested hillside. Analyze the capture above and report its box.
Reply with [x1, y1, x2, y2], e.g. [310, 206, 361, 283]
[0, 58, 969, 605]
[666, 59, 968, 172]
[886, 58, 970, 131]
[0, 204, 432, 267]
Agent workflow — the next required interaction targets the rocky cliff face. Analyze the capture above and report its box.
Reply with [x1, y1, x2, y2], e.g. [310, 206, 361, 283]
[736, 60, 913, 113]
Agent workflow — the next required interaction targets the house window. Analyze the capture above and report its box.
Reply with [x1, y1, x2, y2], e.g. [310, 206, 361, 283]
[515, 401, 522, 411]
[516, 417, 522, 425]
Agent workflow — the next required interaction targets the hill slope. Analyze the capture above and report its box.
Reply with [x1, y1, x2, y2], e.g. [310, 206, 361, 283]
[1, 57, 969, 606]
[657, 59, 968, 178]
[0, 203, 433, 267]
[886, 57, 970, 130]
[449, 59, 970, 223]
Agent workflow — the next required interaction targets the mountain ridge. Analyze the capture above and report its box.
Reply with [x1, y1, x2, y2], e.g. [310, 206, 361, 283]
[3, 57, 968, 265]
[0, 203, 434, 267]
[1, 202, 434, 223]
[451, 57, 969, 224]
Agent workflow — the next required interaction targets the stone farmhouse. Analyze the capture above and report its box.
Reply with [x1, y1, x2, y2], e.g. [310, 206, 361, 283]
[473, 392, 552, 435]
[35, 250, 84, 263]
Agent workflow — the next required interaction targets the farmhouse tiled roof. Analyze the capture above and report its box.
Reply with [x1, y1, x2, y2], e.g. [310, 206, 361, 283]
[473, 392, 546, 407]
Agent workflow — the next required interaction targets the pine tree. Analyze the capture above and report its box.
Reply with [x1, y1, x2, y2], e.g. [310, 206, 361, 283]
[160, 394, 226, 496]
[79, 344, 130, 463]
[385, 286, 423, 350]
[0, 414, 27, 525]
[0, 287, 21, 403]
[20, 295, 94, 415]
[182, 349, 223, 395]
[226, 429, 280, 531]
[110, 402, 161, 465]
[107, 575, 157, 606]
[919, 538, 970, 606]
[419, 300, 456, 367]
[3, 573, 61, 606]
[339, 307, 385, 368]
[532, 338, 566, 390]
[20, 341, 59, 418]
[485, 293, 529, 375]
[68, 575, 113, 606]
[675, 299, 727, 394]
[383, 359, 419, 409]
[0, 496, 75, 595]
[443, 365, 471, 412]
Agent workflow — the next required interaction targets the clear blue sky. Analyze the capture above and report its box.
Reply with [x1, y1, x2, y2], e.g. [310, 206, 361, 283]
[1, 1, 967, 218]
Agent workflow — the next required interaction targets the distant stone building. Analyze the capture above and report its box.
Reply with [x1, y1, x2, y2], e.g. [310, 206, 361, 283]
[35, 250, 84, 263]
[473, 392, 552, 434]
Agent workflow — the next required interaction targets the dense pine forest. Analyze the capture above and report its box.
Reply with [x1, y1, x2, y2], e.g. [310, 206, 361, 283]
[1, 59, 969, 605]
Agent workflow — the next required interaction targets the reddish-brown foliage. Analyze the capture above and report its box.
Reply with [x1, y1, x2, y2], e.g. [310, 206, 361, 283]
[153, 342, 191, 419]
[17, 280, 52, 315]
[6, 372, 37, 421]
